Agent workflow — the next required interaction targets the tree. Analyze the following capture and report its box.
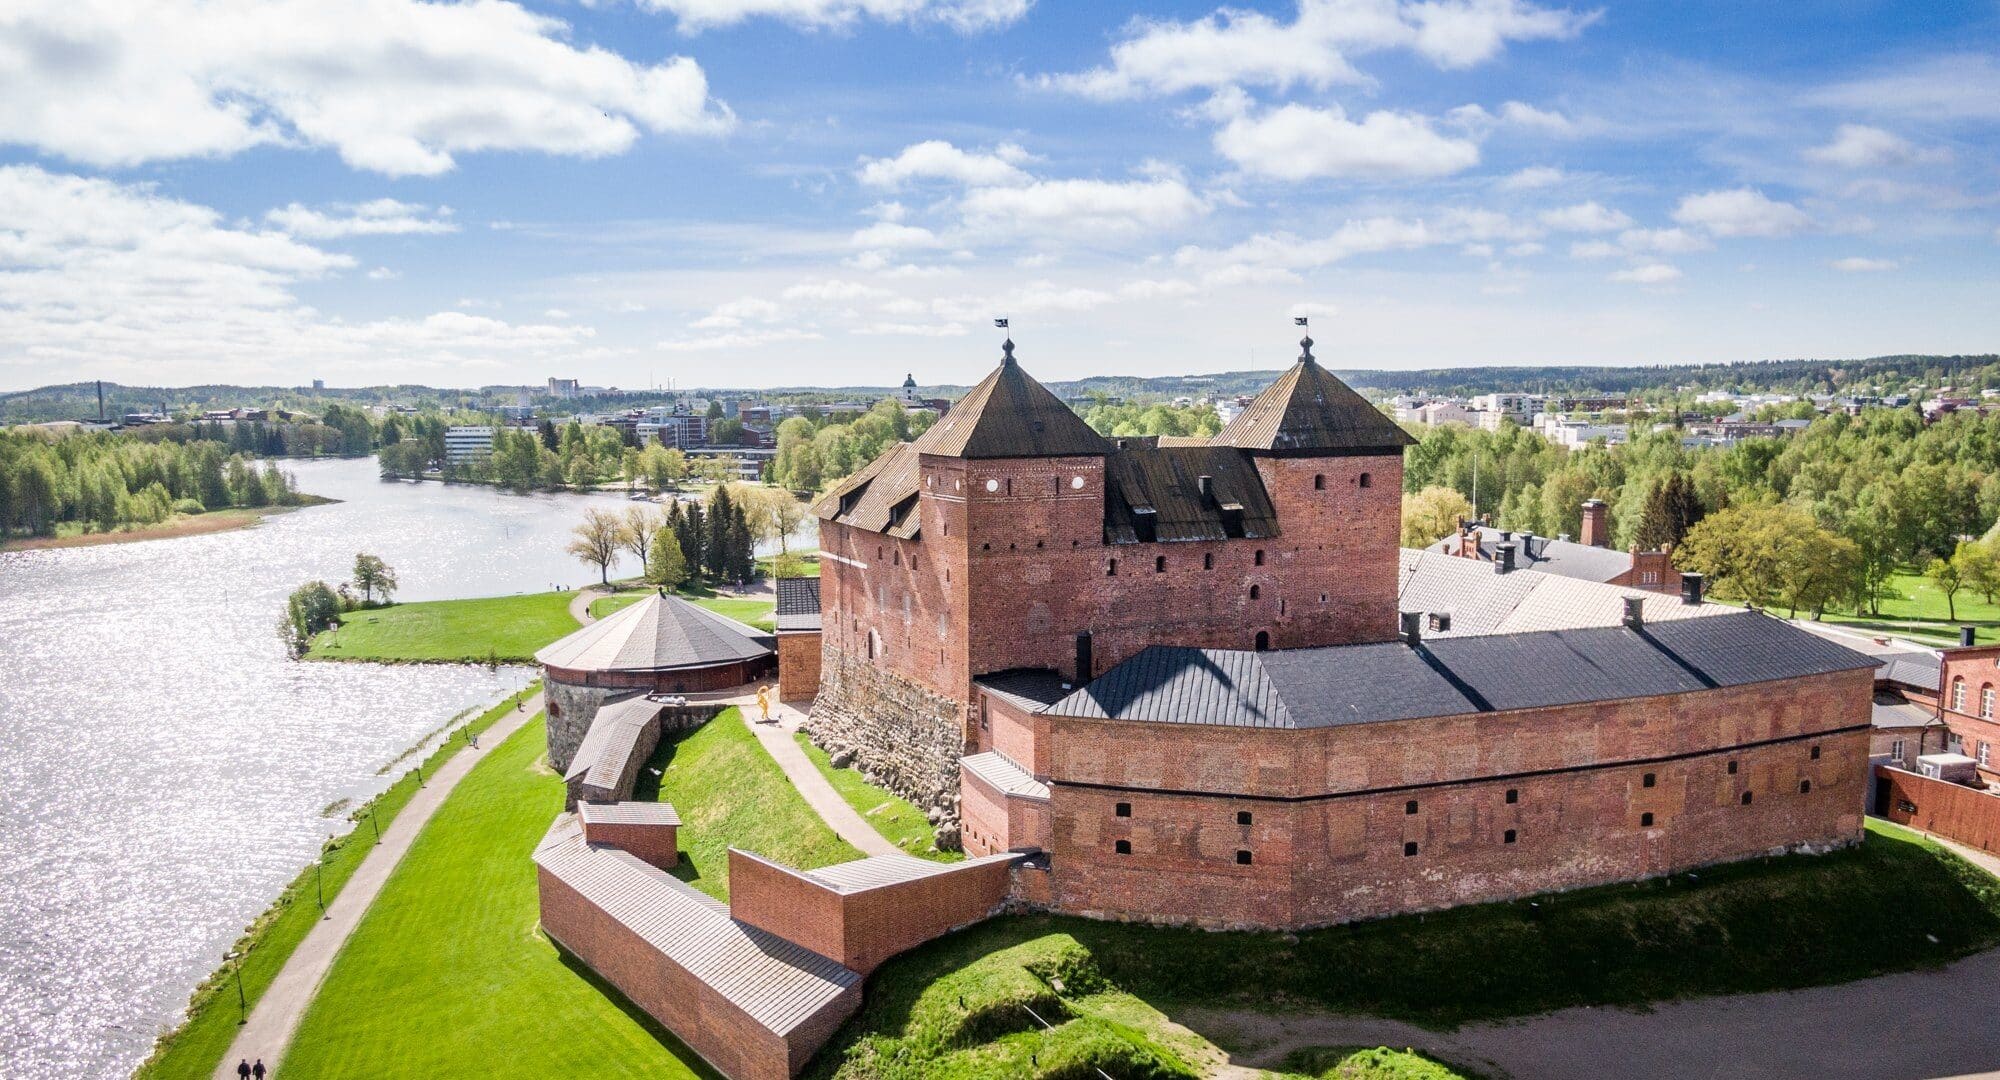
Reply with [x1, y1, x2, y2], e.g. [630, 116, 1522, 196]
[351, 553, 398, 605]
[1678, 501, 1844, 615]
[1958, 538, 2000, 605]
[675, 499, 705, 578]
[705, 483, 736, 580]
[280, 580, 342, 658]
[1634, 472, 1705, 550]
[622, 506, 662, 576]
[646, 528, 688, 590]
[739, 486, 808, 554]
[1927, 551, 1967, 621]
[566, 508, 623, 586]
[1401, 486, 1475, 548]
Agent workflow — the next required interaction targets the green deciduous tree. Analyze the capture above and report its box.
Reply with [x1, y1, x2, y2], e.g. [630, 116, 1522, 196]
[646, 528, 688, 590]
[566, 508, 623, 586]
[1401, 486, 1475, 548]
[351, 553, 398, 605]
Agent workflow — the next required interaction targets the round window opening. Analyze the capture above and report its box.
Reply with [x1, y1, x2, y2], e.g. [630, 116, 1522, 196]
[985, 479, 1000, 492]
[1071, 476, 1085, 489]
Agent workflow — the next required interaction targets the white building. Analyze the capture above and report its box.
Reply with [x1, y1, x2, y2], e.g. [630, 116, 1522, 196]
[444, 425, 495, 464]
[1471, 392, 1545, 423]
[1534, 413, 1629, 448]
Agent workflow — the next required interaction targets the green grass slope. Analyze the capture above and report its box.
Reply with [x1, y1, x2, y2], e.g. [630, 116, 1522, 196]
[636, 709, 860, 899]
[795, 730, 960, 862]
[279, 716, 716, 1080]
[308, 591, 579, 662]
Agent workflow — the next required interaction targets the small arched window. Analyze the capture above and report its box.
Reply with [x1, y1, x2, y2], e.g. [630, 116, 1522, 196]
[1358, 472, 1373, 488]
[1249, 584, 1260, 600]
[1254, 630, 1270, 651]
[1155, 555, 1167, 573]
[1982, 685, 1994, 720]
[1953, 677, 1968, 713]
[1313, 474, 1325, 490]
[1254, 549, 1265, 566]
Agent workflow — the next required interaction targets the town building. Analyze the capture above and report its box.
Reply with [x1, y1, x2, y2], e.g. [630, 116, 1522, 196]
[807, 337, 1871, 931]
[1937, 637, 2000, 782]
[443, 425, 495, 465]
[639, 414, 708, 449]
[1431, 501, 1682, 594]
[548, 377, 581, 398]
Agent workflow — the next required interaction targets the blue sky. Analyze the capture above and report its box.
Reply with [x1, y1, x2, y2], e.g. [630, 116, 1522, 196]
[0, 0, 1996, 391]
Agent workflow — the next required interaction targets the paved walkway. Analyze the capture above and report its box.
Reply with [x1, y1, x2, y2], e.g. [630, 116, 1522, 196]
[214, 693, 542, 1079]
[567, 586, 606, 625]
[726, 695, 902, 858]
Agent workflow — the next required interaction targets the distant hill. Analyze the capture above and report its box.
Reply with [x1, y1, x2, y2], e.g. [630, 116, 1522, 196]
[7, 353, 1995, 424]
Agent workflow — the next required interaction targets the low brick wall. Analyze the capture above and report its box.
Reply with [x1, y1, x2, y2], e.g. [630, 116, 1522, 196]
[778, 630, 823, 701]
[727, 850, 1016, 974]
[1876, 765, 2000, 856]
[580, 820, 678, 870]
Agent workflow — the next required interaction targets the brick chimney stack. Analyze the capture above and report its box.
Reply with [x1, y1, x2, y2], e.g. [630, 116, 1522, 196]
[1579, 499, 1609, 548]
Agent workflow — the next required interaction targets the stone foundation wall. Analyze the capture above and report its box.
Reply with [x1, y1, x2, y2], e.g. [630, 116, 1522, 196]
[544, 679, 629, 775]
[807, 643, 967, 841]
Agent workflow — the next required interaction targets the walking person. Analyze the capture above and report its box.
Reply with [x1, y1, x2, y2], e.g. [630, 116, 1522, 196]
[237, 1060, 251, 1080]
[755, 685, 771, 724]
[252, 1060, 267, 1080]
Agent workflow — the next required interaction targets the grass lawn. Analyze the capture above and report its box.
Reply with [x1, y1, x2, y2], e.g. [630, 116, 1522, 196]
[588, 588, 777, 632]
[279, 715, 717, 1080]
[634, 708, 860, 900]
[794, 730, 960, 862]
[1275, 1046, 1482, 1080]
[136, 686, 540, 1080]
[308, 590, 579, 663]
[809, 820, 2000, 1078]
[759, 549, 822, 577]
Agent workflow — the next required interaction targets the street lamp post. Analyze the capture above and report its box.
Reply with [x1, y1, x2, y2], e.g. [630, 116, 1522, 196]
[225, 949, 248, 1024]
[314, 858, 326, 918]
[368, 807, 380, 844]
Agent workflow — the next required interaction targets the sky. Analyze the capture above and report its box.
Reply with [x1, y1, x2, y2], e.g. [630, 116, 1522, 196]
[0, 1, 1997, 392]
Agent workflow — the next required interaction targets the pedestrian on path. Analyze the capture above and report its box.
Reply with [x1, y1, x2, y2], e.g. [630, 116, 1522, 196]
[236, 1061, 251, 1080]
[252, 1060, 266, 1079]
[756, 685, 771, 723]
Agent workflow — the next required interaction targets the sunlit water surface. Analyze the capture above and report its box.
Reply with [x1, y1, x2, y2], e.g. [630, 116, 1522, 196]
[0, 459, 682, 1078]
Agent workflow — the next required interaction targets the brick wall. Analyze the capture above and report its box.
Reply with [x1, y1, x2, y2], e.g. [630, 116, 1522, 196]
[726, 850, 1015, 974]
[959, 765, 1051, 858]
[1041, 667, 1872, 929]
[1939, 645, 2000, 779]
[1876, 765, 2000, 856]
[537, 867, 851, 1080]
[778, 630, 822, 701]
[579, 820, 678, 870]
[977, 692, 1050, 777]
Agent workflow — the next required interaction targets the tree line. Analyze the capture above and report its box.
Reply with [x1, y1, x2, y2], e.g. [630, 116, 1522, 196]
[566, 484, 808, 589]
[0, 430, 305, 538]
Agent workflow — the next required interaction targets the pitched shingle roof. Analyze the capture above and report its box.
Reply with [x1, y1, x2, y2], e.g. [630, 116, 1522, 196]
[973, 669, 1074, 713]
[1213, 339, 1415, 454]
[535, 593, 771, 673]
[1049, 611, 1874, 729]
[1433, 526, 1634, 583]
[907, 341, 1110, 459]
[775, 577, 822, 632]
[811, 441, 922, 536]
[1396, 549, 1724, 637]
[1103, 443, 1281, 544]
[564, 695, 661, 785]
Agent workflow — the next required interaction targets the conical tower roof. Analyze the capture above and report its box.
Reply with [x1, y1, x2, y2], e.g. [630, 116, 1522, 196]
[910, 340, 1111, 459]
[535, 591, 770, 672]
[1214, 337, 1415, 454]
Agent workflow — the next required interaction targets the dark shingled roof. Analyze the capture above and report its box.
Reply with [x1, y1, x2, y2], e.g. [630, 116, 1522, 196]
[1213, 339, 1415, 454]
[1103, 444, 1281, 544]
[535, 593, 772, 673]
[974, 668, 1074, 713]
[1049, 611, 1874, 729]
[812, 441, 922, 537]
[1433, 526, 1634, 584]
[775, 577, 822, 632]
[908, 341, 1110, 459]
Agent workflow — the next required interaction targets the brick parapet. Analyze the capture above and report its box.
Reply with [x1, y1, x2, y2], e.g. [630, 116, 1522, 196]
[726, 849, 1016, 974]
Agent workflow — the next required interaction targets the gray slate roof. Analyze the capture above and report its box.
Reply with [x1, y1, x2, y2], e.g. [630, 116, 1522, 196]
[908, 343, 1110, 459]
[535, 592, 771, 673]
[1212, 343, 1414, 454]
[961, 751, 1050, 800]
[1103, 443, 1281, 544]
[564, 695, 661, 786]
[974, 669, 1074, 713]
[534, 815, 860, 1035]
[1397, 549, 1724, 638]
[1049, 611, 1875, 729]
[1878, 652, 1942, 692]
[577, 800, 681, 826]
[1432, 526, 1635, 584]
[775, 577, 822, 632]
[1872, 698, 1937, 730]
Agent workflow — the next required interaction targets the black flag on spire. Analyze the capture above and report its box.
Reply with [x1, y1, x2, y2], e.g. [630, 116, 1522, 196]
[994, 317, 1009, 328]
[1294, 316, 1309, 326]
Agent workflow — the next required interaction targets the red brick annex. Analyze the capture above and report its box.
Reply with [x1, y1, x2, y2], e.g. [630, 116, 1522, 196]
[532, 337, 1879, 1079]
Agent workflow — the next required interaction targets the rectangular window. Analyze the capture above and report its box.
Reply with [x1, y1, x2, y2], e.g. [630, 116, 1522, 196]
[1155, 555, 1166, 573]
[1115, 802, 1131, 817]
[1403, 841, 1419, 857]
[1236, 850, 1253, 865]
[1892, 738, 1906, 760]
[1810, 744, 1821, 760]
[1799, 779, 1812, 794]
[1641, 812, 1654, 827]
[1405, 800, 1418, 815]
[1106, 559, 1117, 576]
[1504, 829, 1517, 844]
[1254, 549, 1266, 566]
[1236, 810, 1253, 825]
[1983, 742, 1992, 767]
[1741, 791, 1754, 805]
[1505, 788, 1519, 804]
[1642, 772, 1656, 788]
[1204, 552, 1214, 570]
[1727, 760, 1738, 775]
[1115, 840, 1131, 855]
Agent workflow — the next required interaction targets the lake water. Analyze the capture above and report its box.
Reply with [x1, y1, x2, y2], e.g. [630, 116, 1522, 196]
[0, 459, 742, 1078]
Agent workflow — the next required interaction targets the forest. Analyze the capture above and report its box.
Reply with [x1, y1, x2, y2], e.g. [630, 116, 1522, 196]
[0, 430, 308, 538]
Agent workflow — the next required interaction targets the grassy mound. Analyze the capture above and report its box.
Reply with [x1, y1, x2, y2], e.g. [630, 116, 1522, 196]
[812, 821, 2000, 1077]
[634, 708, 859, 899]
[1276, 1046, 1481, 1080]
[308, 590, 579, 662]
[794, 730, 960, 862]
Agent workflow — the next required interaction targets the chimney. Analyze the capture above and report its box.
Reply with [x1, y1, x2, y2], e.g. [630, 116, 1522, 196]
[1579, 499, 1609, 548]
[1494, 542, 1517, 574]
[1961, 626, 1977, 648]
[1680, 573, 1704, 606]
[1400, 611, 1423, 645]
[1075, 631, 1094, 682]
[1623, 596, 1645, 629]
[1197, 474, 1213, 500]
[1499, 530, 1513, 543]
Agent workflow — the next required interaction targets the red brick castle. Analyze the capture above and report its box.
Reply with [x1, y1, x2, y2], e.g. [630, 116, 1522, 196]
[808, 336, 1876, 930]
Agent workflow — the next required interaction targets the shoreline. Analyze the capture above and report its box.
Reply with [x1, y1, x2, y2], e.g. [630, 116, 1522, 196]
[1, 497, 338, 553]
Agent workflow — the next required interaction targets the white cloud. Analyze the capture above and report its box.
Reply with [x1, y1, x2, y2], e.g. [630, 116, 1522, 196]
[266, 198, 457, 239]
[1496, 100, 1577, 135]
[850, 221, 946, 249]
[1498, 165, 1565, 190]
[1617, 227, 1709, 255]
[852, 321, 968, 337]
[1807, 54, 2000, 122]
[1507, 241, 1544, 256]
[366, 266, 400, 280]
[1118, 278, 1199, 300]
[1213, 102, 1480, 180]
[1034, 0, 1595, 99]
[782, 278, 894, 303]
[857, 141, 1032, 189]
[1609, 263, 1681, 284]
[658, 327, 823, 351]
[0, 0, 730, 176]
[636, 0, 1029, 33]
[1830, 256, 1898, 272]
[959, 177, 1208, 236]
[1803, 124, 1950, 169]
[0, 165, 586, 378]
[691, 296, 783, 328]
[1672, 188, 1811, 238]
[1567, 239, 1619, 260]
[1538, 201, 1630, 232]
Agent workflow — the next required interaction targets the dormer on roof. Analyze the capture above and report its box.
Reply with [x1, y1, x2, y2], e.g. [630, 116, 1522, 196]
[1214, 336, 1416, 455]
[909, 340, 1111, 459]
